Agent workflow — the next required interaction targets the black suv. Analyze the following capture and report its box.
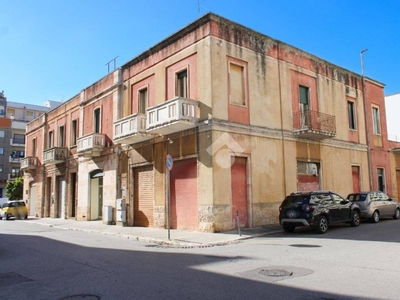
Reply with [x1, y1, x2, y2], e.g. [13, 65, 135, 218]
[279, 191, 361, 233]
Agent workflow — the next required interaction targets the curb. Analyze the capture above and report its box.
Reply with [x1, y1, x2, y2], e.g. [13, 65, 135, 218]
[24, 220, 283, 248]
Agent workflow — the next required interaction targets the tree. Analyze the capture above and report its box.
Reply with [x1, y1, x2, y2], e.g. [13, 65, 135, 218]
[5, 177, 23, 200]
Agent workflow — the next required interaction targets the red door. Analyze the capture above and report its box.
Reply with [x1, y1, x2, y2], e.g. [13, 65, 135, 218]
[352, 166, 361, 193]
[231, 157, 248, 228]
[170, 159, 198, 230]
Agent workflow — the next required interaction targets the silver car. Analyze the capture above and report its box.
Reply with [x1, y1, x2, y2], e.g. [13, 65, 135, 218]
[347, 191, 400, 223]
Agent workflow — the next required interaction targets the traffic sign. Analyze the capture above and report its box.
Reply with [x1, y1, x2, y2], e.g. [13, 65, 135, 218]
[166, 154, 173, 170]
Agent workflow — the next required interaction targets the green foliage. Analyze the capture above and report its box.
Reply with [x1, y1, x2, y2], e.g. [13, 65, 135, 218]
[5, 177, 23, 200]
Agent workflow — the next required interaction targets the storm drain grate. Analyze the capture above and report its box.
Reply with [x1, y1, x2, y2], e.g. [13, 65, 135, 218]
[0, 272, 33, 287]
[58, 295, 100, 300]
[259, 269, 293, 277]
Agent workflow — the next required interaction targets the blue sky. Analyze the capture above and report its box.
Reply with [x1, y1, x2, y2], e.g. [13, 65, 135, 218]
[1, 0, 399, 106]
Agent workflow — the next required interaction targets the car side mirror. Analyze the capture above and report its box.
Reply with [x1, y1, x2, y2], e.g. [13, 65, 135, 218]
[340, 200, 349, 205]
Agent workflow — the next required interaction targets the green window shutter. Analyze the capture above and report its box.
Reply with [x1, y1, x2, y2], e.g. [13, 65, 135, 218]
[299, 86, 309, 105]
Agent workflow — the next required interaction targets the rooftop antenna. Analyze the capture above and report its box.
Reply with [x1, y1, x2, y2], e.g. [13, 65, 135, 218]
[106, 56, 119, 74]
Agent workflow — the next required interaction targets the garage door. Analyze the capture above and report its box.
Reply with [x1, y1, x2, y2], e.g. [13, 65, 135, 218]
[134, 166, 154, 227]
[170, 158, 198, 230]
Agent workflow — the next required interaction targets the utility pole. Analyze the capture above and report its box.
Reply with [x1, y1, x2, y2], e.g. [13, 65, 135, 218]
[361, 49, 373, 190]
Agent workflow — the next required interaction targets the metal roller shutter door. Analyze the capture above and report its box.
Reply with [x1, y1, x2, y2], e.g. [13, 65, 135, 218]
[134, 166, 154, 227]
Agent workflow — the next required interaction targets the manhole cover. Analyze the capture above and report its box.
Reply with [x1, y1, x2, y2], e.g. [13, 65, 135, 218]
[59, 295, 100, 300]
[259, 269, 293, 277]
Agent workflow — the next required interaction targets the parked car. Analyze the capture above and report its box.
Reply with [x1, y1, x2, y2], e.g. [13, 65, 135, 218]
[346, 191, 400, 223]
[0, 200, 28, 220]
[279, 191, 361, 234]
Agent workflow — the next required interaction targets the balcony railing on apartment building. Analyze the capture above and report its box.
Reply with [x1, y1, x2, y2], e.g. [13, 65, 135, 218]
[43, 147, 68, 165]
[146, 97, 200, 135]
[293, 110, 336, 139]
[10, 138, 25, 147]
[9, 156, 22, 163]
[20, 157, 38, 171]
[77, 133, 105, 157]
[113, 113, 151, 144]
[8, 172, 23, 181]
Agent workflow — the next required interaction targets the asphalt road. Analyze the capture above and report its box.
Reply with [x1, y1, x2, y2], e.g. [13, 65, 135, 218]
[0, 218, 399, 300]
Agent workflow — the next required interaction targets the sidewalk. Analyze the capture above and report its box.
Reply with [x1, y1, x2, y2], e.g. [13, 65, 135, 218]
[24, 218, 283, 248]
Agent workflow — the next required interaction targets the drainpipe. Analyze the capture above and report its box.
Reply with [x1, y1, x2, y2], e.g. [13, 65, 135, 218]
[361, 49, 373, 190]
[277, 41, 287, 197]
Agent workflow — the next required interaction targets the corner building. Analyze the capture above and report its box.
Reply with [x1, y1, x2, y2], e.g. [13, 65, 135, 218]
[23, 13, 391, 232]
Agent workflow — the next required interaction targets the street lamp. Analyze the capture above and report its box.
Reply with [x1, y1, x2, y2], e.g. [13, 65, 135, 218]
[360, 48, 373, 190]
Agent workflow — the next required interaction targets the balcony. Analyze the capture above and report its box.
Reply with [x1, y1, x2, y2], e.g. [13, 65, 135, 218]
[43, 147, 67, 165]
[8, 172, 23, 181]
[9, 156, 22, 163]
[113, 113, 151, 145]
[293, 110, 336, 139]
[20, 157, 38, 171]
[146, 97, 199, 135]
[77, 133, 105, 157]
[10, 138, 25, 147]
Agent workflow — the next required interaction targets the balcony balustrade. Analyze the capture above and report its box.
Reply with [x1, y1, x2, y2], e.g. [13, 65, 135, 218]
[43, 147, 68, 165]
[77, 133, 105, 157]
[113, 113, 151, 144]
[146, 97, 199, 135]
[293, 110, 336, 139]
[20, 157, 38, 171]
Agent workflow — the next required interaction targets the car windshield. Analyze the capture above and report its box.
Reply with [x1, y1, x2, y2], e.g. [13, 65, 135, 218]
[347, 194, 367, 202]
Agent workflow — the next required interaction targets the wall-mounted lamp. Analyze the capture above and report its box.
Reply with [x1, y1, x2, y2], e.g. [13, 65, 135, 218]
[167, 138, 173, 144]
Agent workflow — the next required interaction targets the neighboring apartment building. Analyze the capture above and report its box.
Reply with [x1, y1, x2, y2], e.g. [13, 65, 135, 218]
[22, 13, 393, 232]
[0, 91, 61, 201]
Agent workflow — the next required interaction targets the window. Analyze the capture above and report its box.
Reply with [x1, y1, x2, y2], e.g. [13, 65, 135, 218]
[11, 167, 22, 179]
[13, 134, 25, 145]
[377, 168, 385, 192]
[71, 120, 77, 146]
[7, 108, 15, 115]
[94, 108, 101, 133]
[48, 131, 54, 148]
[0, 148, 3, 155]
[59, 126, 65, 147]
[348, 101, 356, 130]
[32, 138, 37, 156]
[299, 85, 310, 110]
[11, 150, 24, 158]
[372, 107, 381, 135]
[176, 70, 188, 98]
[229, 63, 246, 106]
[26, 111, 34, 117]
[139, 88, 148, 114]
[332, 194, 345, 204]
[0, 130, 4, 138]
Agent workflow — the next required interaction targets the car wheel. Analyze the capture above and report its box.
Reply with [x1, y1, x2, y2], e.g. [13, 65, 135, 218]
[24, 214, 28, 220]
[393, 208, 400, 220]
[282, 224, 295, 233]
[316, 216, 328, 234]
[350, 211, 360, 227]
[371, 210, 380, 223]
